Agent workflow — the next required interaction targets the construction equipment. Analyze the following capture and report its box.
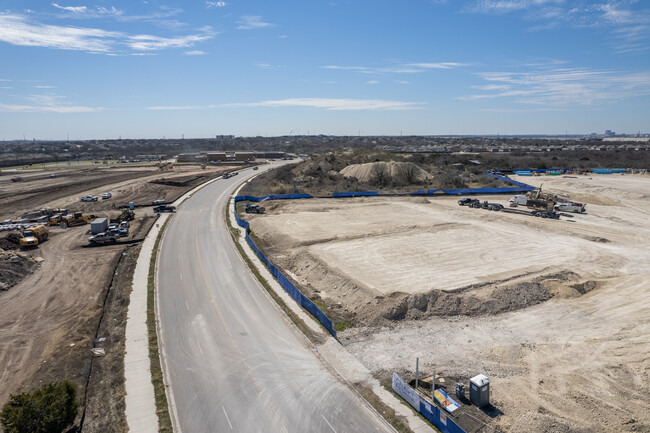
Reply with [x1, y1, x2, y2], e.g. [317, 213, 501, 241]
[245, 204, 265, 214]
[532, 210, 560, 219]
[20, 225, 49, 247]
[10, 176, 22, 182]
[111, 209, 135, 224]
[524, 184, 557, 210]
[64, 212, 92, 227]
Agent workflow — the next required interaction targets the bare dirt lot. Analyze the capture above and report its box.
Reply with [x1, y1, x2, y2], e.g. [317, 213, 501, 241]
[244, 174, 650, 432]
[0, 163, 239, 431]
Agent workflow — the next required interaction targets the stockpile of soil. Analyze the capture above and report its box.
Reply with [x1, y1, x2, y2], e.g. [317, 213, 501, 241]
[340, 161, 430, 183]
[0, 248, 41, 291]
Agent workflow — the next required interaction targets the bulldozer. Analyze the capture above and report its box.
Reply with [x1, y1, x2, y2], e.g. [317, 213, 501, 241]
[64, 212, 92, 227]
[20, 225, 49, 248]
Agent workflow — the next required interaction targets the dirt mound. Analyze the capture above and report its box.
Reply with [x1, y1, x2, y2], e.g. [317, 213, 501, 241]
[0, 249, 41, 291]
[0, 232, 22, 250]
[340, 161, 429, 183]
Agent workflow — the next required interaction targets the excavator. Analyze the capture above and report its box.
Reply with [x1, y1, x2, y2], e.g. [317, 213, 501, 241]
[524, 184, 557, 210]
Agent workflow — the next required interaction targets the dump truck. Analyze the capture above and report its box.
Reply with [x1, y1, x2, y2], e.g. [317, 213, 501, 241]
[20, 225, 49, 247]
[245, 204, 265, 214]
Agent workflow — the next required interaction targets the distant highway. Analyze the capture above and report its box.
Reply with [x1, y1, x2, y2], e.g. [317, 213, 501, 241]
[157, 163, 393, 433]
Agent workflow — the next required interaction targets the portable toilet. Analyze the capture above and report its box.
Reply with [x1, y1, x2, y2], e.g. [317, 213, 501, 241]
[129, 201, 134, 210]
[91, 218, 109, 235]
[470, 374, 490, 408]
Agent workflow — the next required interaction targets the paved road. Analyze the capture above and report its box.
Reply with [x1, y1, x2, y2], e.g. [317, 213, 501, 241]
[158, 164, 393, 433]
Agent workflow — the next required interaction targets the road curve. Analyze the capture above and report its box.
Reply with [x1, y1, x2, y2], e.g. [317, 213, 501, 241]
[157, 163, 393, 433]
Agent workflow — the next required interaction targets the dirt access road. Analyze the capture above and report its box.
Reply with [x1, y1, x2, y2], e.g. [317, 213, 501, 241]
[0, 163, 240, 431]
[244, 174, 650, 432]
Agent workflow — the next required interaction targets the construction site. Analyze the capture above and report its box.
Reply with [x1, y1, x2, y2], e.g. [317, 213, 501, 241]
[240, 170, 650, 432]
[0, 162, 245, 432]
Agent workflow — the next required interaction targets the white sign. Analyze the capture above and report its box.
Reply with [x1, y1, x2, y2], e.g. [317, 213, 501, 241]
[392, 372, 420, 410]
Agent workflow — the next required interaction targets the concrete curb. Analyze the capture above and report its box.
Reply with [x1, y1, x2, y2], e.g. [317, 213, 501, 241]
[229, 181, 436, 433]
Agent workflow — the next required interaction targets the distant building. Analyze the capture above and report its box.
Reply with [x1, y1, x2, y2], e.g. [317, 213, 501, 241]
[605, 130, 615, 137]
[177, 152, 207, 163]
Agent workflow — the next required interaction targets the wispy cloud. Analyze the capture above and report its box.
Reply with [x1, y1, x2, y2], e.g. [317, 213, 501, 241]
[467, 0, 650, 53]
[225, 98, 425, 110]
[255, 63, 284, 69]
[460, 67, 650, 105]
[185, 50, 206, 55]
[52, 3, 87, 14]
[367, 80, 380, 84]
[237, 16, 272, 30]
[0, 13, 214, 54]
[148, 98, 425, 111]
[34, 85, 56, 89]
[322, 62, 466, 75]
[206, 1, 226, 8]
[127, 29, 214, 51]
[0, 93, 100, 112]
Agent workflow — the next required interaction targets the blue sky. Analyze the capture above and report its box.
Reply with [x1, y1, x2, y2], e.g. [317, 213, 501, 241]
[0, 0, 649, 139]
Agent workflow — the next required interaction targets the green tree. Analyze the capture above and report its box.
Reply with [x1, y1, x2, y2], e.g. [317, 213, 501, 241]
[1, 381, 79, 433]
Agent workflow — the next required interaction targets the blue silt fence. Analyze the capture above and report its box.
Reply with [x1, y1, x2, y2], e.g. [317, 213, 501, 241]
[392, 373, 466, 433]
[332, 191, 378, 198]
[234, 198, 336, 337]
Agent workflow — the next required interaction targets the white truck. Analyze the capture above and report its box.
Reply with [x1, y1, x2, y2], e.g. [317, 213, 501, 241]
[554, 202, 586, 213]
[509, 195, 529, 207]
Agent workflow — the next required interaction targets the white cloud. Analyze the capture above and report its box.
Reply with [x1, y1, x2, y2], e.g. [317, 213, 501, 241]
[226, 98, 425, 110]
[323, 62, 466, 75]
[0, 93, 100, 112]
[255, 63, 284, 69]
[395, 80, 410, 84]
[0, 13, 215, 54]
[237, 16, 272, 30]
[0, 13, 119, 52]
[52, 3, 87, 13]
[406, 62, 467, 69]
[206, 1, 226, 8]
[127, 31, 214, 50]
[34, 85, 56, 89]
[185, 50, 206, 55]
[367, 80, 380, 84]
[460, 67, 650, 105]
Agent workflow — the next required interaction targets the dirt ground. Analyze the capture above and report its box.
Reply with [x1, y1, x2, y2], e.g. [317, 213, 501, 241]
[244, 174, 650, 432]
[0, 162, 234, 431]
[0, 164, 240, 221]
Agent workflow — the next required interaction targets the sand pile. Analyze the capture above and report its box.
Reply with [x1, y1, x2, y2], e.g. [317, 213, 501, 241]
[340, 161, 429, 183]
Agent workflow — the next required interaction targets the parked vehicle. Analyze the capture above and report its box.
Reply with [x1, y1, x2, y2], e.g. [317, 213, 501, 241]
[80, 195, 98, 202]
[88, 232, 119, 245]
[20, 225, 49, 247]
[458, 198, 479, 206]
[101, 192, 112, 199]
[245, 204, 265, 214]
[509, 195, 528, 207]
[153, 205, 176, 213]
[532, 210, 560, 219]
[109, 227, 129, 237]
[253, 166, 259, 170]
[554, 202, 586, 213]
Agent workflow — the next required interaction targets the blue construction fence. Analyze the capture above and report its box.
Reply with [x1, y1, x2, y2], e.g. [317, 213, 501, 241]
[233, 197, 337, 337]
[392, 372, 466, 433]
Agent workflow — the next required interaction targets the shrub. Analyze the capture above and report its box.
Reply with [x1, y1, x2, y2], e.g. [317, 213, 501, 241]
[1, 381, 79, 433]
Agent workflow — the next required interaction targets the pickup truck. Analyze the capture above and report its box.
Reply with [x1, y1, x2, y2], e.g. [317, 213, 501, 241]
[554, 202, 586, 213]
[88, 232, 119, 245]
[509, 195, 528, 207]
[153, 205, 176, 213]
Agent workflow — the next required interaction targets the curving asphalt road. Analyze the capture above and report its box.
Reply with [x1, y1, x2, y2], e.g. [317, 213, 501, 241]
[157, 163, 393, 433]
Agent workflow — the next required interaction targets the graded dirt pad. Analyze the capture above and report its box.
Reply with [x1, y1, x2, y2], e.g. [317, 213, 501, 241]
[246, 174, 650, 432]
[0, 164, 238, 221]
